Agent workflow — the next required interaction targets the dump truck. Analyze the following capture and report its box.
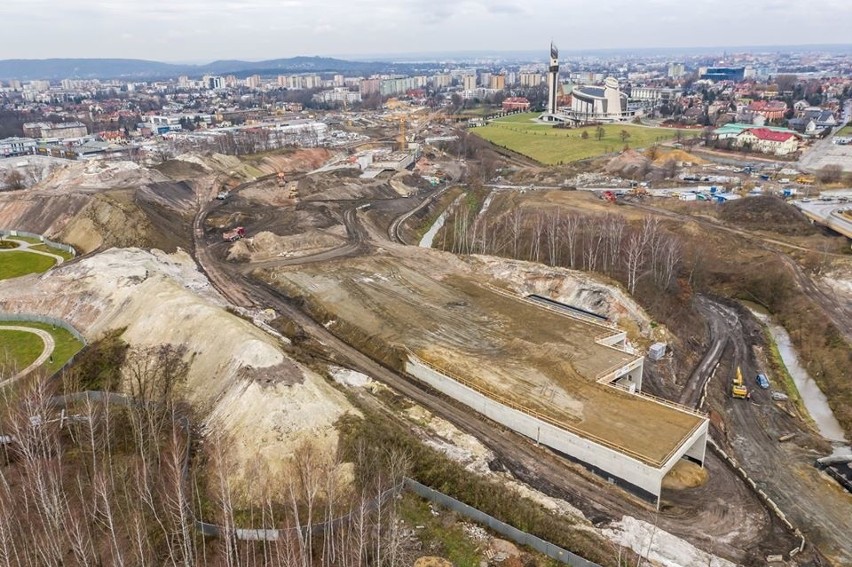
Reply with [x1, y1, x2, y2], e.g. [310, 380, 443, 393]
[732, 366, 749, 399]
[222, 226, 246, 242]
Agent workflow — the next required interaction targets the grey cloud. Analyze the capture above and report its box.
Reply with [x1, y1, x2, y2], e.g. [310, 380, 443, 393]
[0, 0, 848, 61]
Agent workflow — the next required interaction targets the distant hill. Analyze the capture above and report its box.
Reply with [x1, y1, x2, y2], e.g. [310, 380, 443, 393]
[0, 56, 419, 81]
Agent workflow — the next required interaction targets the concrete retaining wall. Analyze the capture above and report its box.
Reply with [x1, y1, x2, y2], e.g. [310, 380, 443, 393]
[406, 478, 600, 567]
[406, 357, 708, 503]
[0, 311, 86, 345]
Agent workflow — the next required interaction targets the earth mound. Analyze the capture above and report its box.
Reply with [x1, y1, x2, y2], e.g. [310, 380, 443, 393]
[605, 150, 650, 179]
[718, 195, 816, 236]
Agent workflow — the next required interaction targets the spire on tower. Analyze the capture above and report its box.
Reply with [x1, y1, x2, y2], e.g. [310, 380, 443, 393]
[550, 42, 558, 60]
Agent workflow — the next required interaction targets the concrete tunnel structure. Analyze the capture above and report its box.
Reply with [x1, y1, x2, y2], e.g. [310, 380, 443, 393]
[404, 293, 709, 507]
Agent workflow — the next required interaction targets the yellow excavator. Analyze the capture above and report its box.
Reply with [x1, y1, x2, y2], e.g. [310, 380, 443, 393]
[731, 366, 749, 399]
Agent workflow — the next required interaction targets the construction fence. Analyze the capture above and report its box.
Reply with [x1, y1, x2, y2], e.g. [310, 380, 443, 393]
[405, 478, 601, 567]
[0, 229, 76, 257]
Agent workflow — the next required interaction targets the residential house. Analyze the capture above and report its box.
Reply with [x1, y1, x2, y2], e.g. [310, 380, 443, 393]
[787, 118, 817, 136]
[800, 108, 837, 131]
[746, 100, 788, 122]
[501, 97, 531, 112]
[735, 128, 800, 155]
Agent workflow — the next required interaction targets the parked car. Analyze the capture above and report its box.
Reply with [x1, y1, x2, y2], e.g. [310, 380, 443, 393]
[755, 374, 770, 389]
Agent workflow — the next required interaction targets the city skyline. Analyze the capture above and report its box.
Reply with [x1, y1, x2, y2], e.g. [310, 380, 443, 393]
[1, 0, 852, 61]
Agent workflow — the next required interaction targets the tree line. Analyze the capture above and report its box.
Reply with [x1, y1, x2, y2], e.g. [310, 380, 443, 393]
[0, 342, 410, 567]
[441, 200, 683, 295]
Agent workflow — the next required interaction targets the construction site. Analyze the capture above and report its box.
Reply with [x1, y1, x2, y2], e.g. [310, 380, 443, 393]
[0, 103, 850, 566]
[266, 251, 708, 503]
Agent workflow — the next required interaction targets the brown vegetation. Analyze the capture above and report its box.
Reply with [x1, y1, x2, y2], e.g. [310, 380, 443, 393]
[434, 191, 851, 437]
[718, 195, 817, 236]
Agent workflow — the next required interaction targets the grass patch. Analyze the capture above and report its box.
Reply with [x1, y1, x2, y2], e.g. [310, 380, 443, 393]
[0, 321, 84, 375]
[400, 494, 484, 567]
[0, 250, 57, 280]
[1, 235, 43, 244]
[492, 112, 544, 124]
[29, 244, 75, 261]
[473, 116, 691, 164]
[835, 124, 852, 136]
[0, 329, 44, 370]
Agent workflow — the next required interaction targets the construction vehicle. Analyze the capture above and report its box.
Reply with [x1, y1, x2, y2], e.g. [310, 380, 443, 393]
[216, 190, 230, 200]
[277, 172, 286, 187]
[602, 191, 617, 204]
[222, 226, 246, 242]
[731, 366, 749, 399]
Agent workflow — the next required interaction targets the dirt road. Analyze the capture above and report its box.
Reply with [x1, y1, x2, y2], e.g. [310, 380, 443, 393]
[189, 180, 805, 564]
[696, 297, 852, 565]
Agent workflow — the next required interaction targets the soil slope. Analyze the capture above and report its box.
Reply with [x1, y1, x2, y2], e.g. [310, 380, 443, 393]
[0, 248, 356, 487]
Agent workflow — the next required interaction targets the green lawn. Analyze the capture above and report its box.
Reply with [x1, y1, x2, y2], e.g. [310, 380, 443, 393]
[29, 244, 75, 261]
[473, 113, 692, 164]
[0, 321, 84, 376]
[0, 329, 44, 371]
[836, 124, 852, 136]
[2, 235, 43, 245]
[0, 250, 57, 280]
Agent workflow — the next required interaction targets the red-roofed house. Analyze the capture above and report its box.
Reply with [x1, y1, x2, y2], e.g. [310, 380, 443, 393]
[746, 100, 788, 121]
[735, 128, 801, 155]
[502, 97, 531, 112]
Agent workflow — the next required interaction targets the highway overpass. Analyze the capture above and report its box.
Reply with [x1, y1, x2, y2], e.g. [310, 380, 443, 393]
[794, 198, 852, 243]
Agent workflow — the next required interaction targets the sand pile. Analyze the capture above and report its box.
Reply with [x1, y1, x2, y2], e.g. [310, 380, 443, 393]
[0, 247, 356, 484]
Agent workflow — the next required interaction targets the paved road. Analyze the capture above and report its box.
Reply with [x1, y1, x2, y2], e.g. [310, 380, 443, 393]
[793, 199, 852, 240]
[0, 237, 66, 266]
[798, 102, 852, 173]
[0, 325, 55, 384]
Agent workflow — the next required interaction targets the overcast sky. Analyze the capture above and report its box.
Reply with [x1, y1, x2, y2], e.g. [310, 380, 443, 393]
[1, 0, 850, 61]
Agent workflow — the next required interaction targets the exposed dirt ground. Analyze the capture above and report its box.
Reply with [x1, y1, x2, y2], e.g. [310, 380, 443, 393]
[718, 195, 818, 236]
[4, 147, 845, 565]
[0, 248, 357, 494]
[266, 248, 703, 466]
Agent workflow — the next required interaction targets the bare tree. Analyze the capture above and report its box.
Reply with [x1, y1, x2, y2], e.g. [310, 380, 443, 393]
[508, 208, 524, 259]
[545, 210, 561, 266]
[3, 169, 26, 191]
[624, 229, 648, 294]
[562, 213, 580, 269]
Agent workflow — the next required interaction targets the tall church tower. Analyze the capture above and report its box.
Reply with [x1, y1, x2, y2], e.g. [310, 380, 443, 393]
[547, 42, 559, 115]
